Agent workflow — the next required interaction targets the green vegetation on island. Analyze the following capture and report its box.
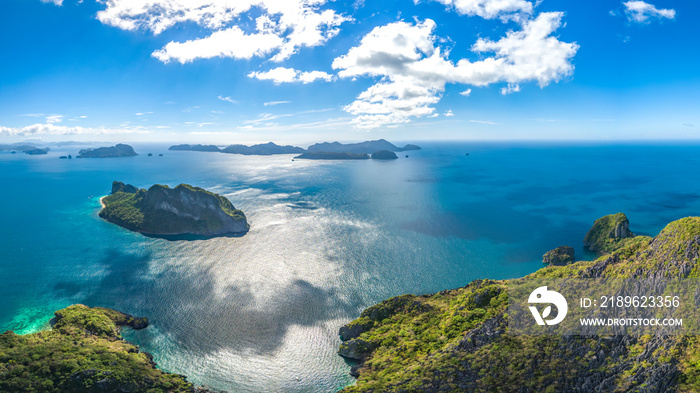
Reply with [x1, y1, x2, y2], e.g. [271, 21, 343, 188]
[306, 139, 420, 154]
[99, 181, 248, 236]
[338, 214, 700, 392]
[542, 245, 575, 266]
[77, 144, 137, 158]
[583, 212, 636, 254]
[0, 305, 204, 393]
[24, 148, 50, 155]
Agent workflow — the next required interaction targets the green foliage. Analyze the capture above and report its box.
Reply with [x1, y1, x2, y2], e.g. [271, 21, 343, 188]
[583, 212, 635, 254]
[340, 216, 700, 392]
[99, 182, 248, 235]
[0, 305, 193, 393]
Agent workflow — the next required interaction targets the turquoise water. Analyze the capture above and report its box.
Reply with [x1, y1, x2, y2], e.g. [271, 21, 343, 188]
[2, 141, 700, 392]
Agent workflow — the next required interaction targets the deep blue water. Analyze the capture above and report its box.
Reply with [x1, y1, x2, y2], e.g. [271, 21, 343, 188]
[2, 141, 700, 392]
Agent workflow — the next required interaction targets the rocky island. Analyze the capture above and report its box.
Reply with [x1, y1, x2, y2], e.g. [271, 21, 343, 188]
[23, 147, 50, 155]
[222, 142, 305, 155]
[0, 305, 214, 392]
[169, 144, 222, 152]
[99, 181, 248, 236]
[77, 144, 138, 158]
[338, 213, 700, 392]
[370, 150, 398, 160]
[306, 139, 420, 154]
[294, 152, 370, 160]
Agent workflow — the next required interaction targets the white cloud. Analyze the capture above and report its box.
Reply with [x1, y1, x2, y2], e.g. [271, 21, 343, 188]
[332, 13, 578, 128]
[40, 0, 63, 6]
[0, 123, 151, 136]
[217, 95, 237, 104]
[45, 115, 63, 123]
[135, 112, 153, 116]
[623, 1, 675, 23]
[444, 110, 455, 117]
[264, 101, 292, 106]
[460, 88, 472, 96]
[469, 119, 498, 124]
[427, 0, 533, 20]
[248, 67, 334, 84]
[97, 0, 350, 63]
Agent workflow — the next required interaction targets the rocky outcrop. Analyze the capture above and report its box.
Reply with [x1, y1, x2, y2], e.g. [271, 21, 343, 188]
[583, 213, 636, 254]
[542, 245, 575, 266]
[77, 144, 137, 158]
[99, 181, 248, 236]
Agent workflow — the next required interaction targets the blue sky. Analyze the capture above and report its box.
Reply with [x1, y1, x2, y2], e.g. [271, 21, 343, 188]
[0, 0, 698, 144]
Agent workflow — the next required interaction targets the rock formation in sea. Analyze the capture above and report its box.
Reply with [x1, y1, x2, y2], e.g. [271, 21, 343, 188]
[542, 245, 575, 266]
[100, 181, 248, 236]
[583, 212, 635, 254]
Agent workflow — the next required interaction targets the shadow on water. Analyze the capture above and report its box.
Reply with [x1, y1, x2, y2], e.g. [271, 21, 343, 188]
[54, 248, 353, 356]
[141, 231, 248, 241]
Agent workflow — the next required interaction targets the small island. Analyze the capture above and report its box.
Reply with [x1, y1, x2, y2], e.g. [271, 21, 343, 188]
[370, 150, 398, 160]
[0, 305, 209, 392]
[295, 152, 370, 160]
[306, 139, 419, 154]
[99, 181, 249, 236]
[77, 144, 138, 158]
[24, 148, 50, 155]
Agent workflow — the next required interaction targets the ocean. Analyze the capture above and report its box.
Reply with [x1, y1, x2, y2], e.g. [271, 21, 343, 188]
[2, 141, 700, 392]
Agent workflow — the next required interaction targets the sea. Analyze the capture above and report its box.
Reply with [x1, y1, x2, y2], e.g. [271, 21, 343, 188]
[2, 141, 700, 392]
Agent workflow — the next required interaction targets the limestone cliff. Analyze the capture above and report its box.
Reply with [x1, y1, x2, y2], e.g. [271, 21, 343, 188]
[100, 181, 248, 236]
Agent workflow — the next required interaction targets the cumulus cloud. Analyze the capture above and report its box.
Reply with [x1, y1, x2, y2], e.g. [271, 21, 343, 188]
[0, 123, 151, 136]
[96, 0, 350, 63]
[332, 13, 578, 128]
[623, 1, 675, 23]
[427, 0, 533, 20]
[248, 67, 334, 84]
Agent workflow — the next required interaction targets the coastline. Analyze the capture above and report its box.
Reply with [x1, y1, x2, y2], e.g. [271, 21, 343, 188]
[99, 196, 105, 209]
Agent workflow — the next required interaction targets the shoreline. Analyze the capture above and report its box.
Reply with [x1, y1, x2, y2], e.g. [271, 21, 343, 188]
[99, 196, 105, 208]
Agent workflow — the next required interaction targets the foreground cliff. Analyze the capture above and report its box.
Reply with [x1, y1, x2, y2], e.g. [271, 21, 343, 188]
[99, 181, 248, 236]
[0, 305, 209, 392]
[339, 214, 700, 392]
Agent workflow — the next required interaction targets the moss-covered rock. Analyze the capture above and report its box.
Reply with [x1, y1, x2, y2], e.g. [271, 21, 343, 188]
[0, 305, 205, 393]
[338, 216, 700, 392]
[583, 212, 636, 254]
[542, 245, 575, 266]
[99, 181, 249, 236]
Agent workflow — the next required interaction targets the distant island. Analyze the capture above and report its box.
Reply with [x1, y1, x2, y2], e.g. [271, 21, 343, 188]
[307, 139, 420, 154]
[222, 142, 305, 155]
[0, 143, 43, 152]
[169, 144, 221, 152]
[99, 181, 248, 236]
[169, 142, 304, 155]
[370, 150, 398, 160]
[77, 144, 137, 158]
[295, 152, 370, 160]
[23, 148, 50, 155]
[0, 305, 213, 392]
[168, 139, 421, 157]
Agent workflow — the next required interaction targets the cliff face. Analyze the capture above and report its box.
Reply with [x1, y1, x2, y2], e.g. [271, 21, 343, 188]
[338, 215, 700, 392]
[100, 181, 248, 236]
[0, 305, 199, 392]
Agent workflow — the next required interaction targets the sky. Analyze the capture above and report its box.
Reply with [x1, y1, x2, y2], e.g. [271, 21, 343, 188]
[0, 0, 698, 144]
